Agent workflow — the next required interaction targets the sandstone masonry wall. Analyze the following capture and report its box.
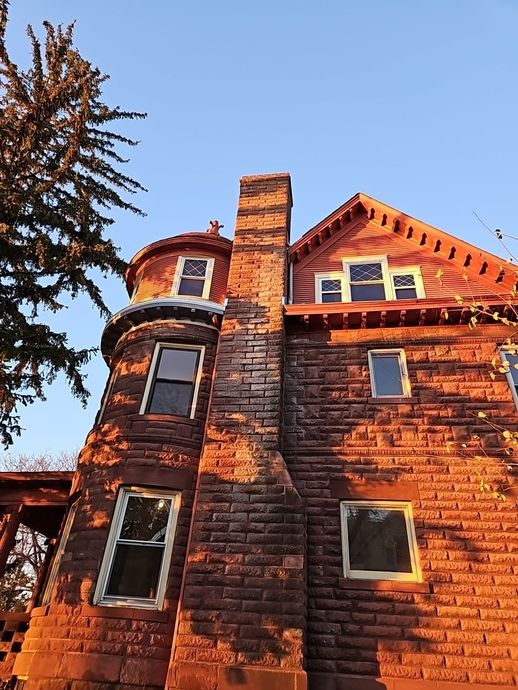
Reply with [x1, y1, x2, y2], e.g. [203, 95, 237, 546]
[168, 174, 308, 690]
[284, 324, 518, 689]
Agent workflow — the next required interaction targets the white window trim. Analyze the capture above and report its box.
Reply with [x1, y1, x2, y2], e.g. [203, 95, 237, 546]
[340, 500, 422, 582]
[315, 259, 425, 304]
[171, 256, 215, 300]
[500, 348, 518, 410]
[93, 487, 181, 610]
[139, 343, 205, 418]
[41, 498, 80, 606]
[342, 255, 392, 302]
[315, 271, 346, 303]
[388, 266, 425, 299]
[368, 348, 411, 398]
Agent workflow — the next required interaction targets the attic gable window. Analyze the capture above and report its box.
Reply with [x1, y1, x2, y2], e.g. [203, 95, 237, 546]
[349, 262, 386, 301]
[342, 256, 389, 302]
[172, 257, 214, 299]
[389, 268, 425, 300]
[315, 273, 345, 303]
[315, 258, 425, 304]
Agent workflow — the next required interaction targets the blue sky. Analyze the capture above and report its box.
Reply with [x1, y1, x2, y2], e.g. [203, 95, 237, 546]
[4, 0, 518, 458]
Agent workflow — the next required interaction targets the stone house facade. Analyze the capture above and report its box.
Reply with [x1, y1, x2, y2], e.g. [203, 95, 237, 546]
[0, 173, 517, 690]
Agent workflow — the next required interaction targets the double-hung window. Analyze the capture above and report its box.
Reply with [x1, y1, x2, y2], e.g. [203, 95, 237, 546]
[94, 487, 181, 609]
[389, 268, 425, 300]
[347, 260, 387, 301]
[341, 500, 421, 581]
[500, 348, 518, 410]
[315, 273, 345, 303]
[368, 348, 411, 397]
[316, 257, 425, 303]
[140, 344, 204, 418]
[172, 257, 214, 299]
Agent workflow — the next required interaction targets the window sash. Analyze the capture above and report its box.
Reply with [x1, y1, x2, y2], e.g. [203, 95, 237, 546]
[94, 488, 181, 609]
[316, 261, 424, 303]
[140, 344, 204, 418]
[315, 273, 345, 303]
[172, 256, 215, 300]
[389, 268, 425, 300]
[368, 348, 411, 398]
[340, 500, 421, 581]
[342, 256, 391, 302]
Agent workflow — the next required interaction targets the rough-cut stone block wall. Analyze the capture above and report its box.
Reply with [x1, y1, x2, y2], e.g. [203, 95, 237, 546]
[168, 174, 308, 690]
[15, 320, 219, 690]
[284, 324, 518, 689]
[97, 321, 218, 445]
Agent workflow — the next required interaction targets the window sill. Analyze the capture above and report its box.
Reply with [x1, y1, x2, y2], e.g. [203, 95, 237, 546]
[138, 412, 197, 424]
[83, 603, 170, 621]
[29, 603, 171, 621]
[368, 396, 417, 404]
[338, 577, 430, 593]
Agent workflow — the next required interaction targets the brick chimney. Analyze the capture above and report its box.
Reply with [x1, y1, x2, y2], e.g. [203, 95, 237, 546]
[168, 174, 307, 690]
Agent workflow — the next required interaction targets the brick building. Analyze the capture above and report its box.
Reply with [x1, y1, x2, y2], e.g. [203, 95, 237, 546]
[0, 172, 517, 689]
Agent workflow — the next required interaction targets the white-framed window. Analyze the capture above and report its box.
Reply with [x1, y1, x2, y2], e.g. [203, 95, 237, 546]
[389, 267, 425, 300]
[41, 499, 80, 606]
[341, 500, 421, 581]
[315, 258, 425, 304]
[172, 256, 215, 299]
[140, 343, 205, 418]
[94, 487, 181, 609]
[315, 272, 346, 303]
[343, 256, 390, 302]
[368, 348, 411, 398]
[500, 348, 518, 410]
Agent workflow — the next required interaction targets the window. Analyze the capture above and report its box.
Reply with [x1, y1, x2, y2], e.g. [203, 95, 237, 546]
[94, 487, 181, 609]
[172, 257, 214, 299]
[348, 261, 386, 301]
[501, 349, 518, 410]
[316, 258, 424, 304]
[341, 500, 421, 581]
[368, 349, 411, 397]
[389, 267, 425, 300]
[315, 273, 345, 303]
[41, 499, 80, 605]
[140, 344, 204, 418]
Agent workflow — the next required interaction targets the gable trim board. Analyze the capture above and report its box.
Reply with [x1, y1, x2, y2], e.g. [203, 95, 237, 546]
[289, 193, 517, 295]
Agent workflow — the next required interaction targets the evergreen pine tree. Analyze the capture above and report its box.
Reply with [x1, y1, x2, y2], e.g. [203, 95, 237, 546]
[0, 1, 146, 446]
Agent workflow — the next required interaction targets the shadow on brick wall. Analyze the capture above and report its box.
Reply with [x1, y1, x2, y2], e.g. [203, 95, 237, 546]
[282, 329, 517, 688]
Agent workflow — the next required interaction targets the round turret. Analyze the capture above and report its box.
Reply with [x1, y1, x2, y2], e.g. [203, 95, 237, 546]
[13, 227, 231, 689]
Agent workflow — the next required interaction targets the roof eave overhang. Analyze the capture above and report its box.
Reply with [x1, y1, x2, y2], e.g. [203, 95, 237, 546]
[101, 297, 225, 363]
[284, 296, 515, 331]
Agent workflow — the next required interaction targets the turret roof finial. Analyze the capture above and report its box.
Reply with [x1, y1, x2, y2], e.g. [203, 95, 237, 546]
[207, 220, 223, 235]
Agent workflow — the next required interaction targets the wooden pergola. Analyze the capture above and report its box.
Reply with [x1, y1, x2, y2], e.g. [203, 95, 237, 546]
[0, 472, 73, 604]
